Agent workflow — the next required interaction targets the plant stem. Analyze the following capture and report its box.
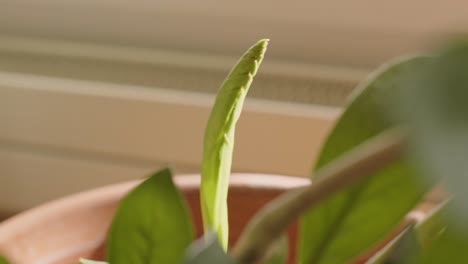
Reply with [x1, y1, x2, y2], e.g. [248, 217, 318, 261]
[232, 128, 406, 264]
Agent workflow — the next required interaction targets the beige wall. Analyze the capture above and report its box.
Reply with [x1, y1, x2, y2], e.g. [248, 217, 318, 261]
[0, 71, 338, 212]
[2, 0, 464, 213]
[2, 1, 468, 67]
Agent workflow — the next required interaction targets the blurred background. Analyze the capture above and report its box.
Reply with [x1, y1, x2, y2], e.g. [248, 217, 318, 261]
[0, 0, 467, 215]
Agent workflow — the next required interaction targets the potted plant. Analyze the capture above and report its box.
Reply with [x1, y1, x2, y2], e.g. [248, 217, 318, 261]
[0, 37, 465, 264]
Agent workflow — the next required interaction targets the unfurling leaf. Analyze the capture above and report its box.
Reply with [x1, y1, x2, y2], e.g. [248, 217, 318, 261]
[201, 39, 268, 249]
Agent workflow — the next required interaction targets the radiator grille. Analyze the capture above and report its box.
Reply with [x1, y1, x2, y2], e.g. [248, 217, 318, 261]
[0, 37, 367, 107]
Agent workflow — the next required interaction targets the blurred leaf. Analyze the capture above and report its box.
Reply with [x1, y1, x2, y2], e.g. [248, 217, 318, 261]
[367, 201, 448, 264]
[366, 225, 422, 264]
[201, 39, 268, 249]
[263, 234, 288, 264]
[395, 40, 468, 262]
[396, 40, 468, 225]
[79, 259, 108, 264]
[0, 256, 9, 264]
[299, 56, 433, 264]
[107, 168, 194, 264]
[184, 232, 237, 264]
[378, 39, 468, 263]
[419, 225, 468, 263]
[414, 201, 448, 249]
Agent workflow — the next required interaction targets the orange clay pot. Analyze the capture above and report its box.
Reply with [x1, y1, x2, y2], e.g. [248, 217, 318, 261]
[0, 174, 443, 264]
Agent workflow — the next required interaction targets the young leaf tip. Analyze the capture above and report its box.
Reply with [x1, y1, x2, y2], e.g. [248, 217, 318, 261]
[258, 38, 270, 46]
[251, 38, 269, 56]
[242, 39, 269, 65]
[200, 38, 270, 251]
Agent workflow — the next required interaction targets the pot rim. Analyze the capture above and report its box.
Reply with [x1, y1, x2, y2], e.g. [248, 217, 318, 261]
[0, 173, 309, 239]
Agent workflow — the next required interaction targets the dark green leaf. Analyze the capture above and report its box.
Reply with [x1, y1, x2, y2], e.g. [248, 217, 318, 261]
[107, 168, 194, 264]
[184, 232, 237, 264]
[299, 56, 432, 264]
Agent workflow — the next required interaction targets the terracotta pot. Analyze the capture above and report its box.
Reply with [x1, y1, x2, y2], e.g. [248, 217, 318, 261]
[0, 174, 443, 264]
[0, 174, 307, 263]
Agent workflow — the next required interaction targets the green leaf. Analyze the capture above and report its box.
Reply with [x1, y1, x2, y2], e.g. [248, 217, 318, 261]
[395, 40, 468, 262]
[366, 225, 422, 264]
[107, 168, 194, 264]
[184, 231, 237, 264]
[79, 259, 108, 264]
[367, 200, 448, 264]
[201, 39, 268, 249]
[299, 56, 432, 264]
[419, 225, 468, 263]
[368, 200, 448, 264]
[0, 256, 10, 264]
[396, 40, 468, 223]
[414, 201, 448, 249]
